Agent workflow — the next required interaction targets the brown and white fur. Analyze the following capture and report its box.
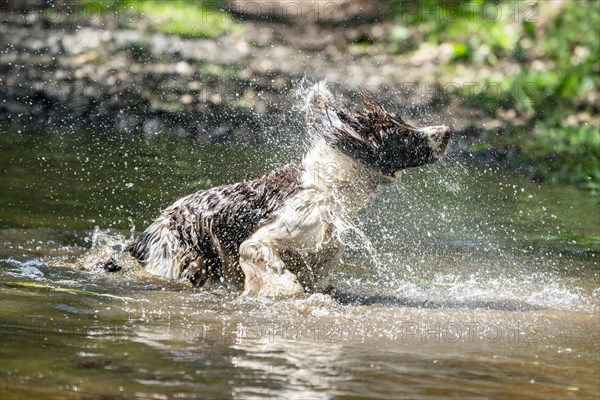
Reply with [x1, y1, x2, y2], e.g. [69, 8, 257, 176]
[125, 83, 451, 297]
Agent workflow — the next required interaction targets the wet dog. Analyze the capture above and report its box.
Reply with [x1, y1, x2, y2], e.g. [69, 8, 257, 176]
[125, 84, 451, 297]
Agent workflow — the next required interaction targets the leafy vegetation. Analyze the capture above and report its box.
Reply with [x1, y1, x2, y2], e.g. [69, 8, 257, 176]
[74, 1, 599, 196]
[81, 0, 240, 38]
[387, 0, 599, 196]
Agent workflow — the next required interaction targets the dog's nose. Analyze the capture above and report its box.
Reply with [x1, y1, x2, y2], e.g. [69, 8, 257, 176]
[428, 125, 452, 159]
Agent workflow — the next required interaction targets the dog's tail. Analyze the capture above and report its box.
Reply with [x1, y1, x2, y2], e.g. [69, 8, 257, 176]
[126, 216, 186, 280]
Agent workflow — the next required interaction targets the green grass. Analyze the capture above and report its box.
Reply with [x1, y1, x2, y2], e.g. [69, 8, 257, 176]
[386, 0, 599, 196]
[136, 0, 242, 38]
[388, 0, 598, 115]
[520, 126, 600, 191]
[81, 0, 241, 38]
[387, 0, 522, 59]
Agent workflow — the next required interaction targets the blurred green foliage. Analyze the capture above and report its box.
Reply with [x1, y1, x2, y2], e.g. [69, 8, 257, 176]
[388, 0, 520, 57]
[388, 0, 599, 196]
[82, 0, 240, 37]
[521, 126, 600, 192]
[388, 0, 598, 113]
[76, 0, 598, 195]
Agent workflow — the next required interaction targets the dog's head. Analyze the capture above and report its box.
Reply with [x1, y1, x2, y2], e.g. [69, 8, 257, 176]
[305, 84, 451, 178]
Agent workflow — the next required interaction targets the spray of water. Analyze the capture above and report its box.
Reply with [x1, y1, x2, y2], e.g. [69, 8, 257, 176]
[2, 83, 595, 313]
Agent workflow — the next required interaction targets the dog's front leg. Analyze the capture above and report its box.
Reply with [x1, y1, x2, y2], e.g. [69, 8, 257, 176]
[239, 240, 304, 297]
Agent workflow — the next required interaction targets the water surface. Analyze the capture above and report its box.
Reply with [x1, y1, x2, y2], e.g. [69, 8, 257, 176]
[1, 128, 598, 399]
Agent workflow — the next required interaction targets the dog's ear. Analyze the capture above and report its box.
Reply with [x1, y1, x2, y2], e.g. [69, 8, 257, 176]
[352, 89, 412, 142]
[359, 88, 388, 119]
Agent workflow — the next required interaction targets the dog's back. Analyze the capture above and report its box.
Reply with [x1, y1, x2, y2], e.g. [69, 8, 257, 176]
[127, 165, 303, 286]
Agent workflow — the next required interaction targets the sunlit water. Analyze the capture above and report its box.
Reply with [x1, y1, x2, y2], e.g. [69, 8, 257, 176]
[1, 127, 598, 399]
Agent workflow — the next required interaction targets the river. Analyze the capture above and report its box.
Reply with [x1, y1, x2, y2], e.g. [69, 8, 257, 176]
[1, 127, 598, 399]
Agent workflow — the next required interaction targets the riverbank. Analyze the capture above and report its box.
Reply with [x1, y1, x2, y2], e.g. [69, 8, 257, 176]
[1, 0, 598, 196]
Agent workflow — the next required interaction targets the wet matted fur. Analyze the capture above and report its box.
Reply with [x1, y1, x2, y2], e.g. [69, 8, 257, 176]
[125, 83, 451, 297]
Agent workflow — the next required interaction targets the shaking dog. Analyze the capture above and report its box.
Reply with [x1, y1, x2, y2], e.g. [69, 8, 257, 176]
[126, 84, 451, 297]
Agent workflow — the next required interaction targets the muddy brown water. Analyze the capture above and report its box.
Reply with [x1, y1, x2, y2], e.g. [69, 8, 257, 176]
[0, 128, 598, 399]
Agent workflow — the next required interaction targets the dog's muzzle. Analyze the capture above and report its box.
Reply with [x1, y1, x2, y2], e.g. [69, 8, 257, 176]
[421, 125, 452, 160]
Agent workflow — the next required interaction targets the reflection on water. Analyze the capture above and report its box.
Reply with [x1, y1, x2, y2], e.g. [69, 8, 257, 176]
[0, 128, 598, 399]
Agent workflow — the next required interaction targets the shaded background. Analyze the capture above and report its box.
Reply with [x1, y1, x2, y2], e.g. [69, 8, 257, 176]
[1, 0, 598, 195]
